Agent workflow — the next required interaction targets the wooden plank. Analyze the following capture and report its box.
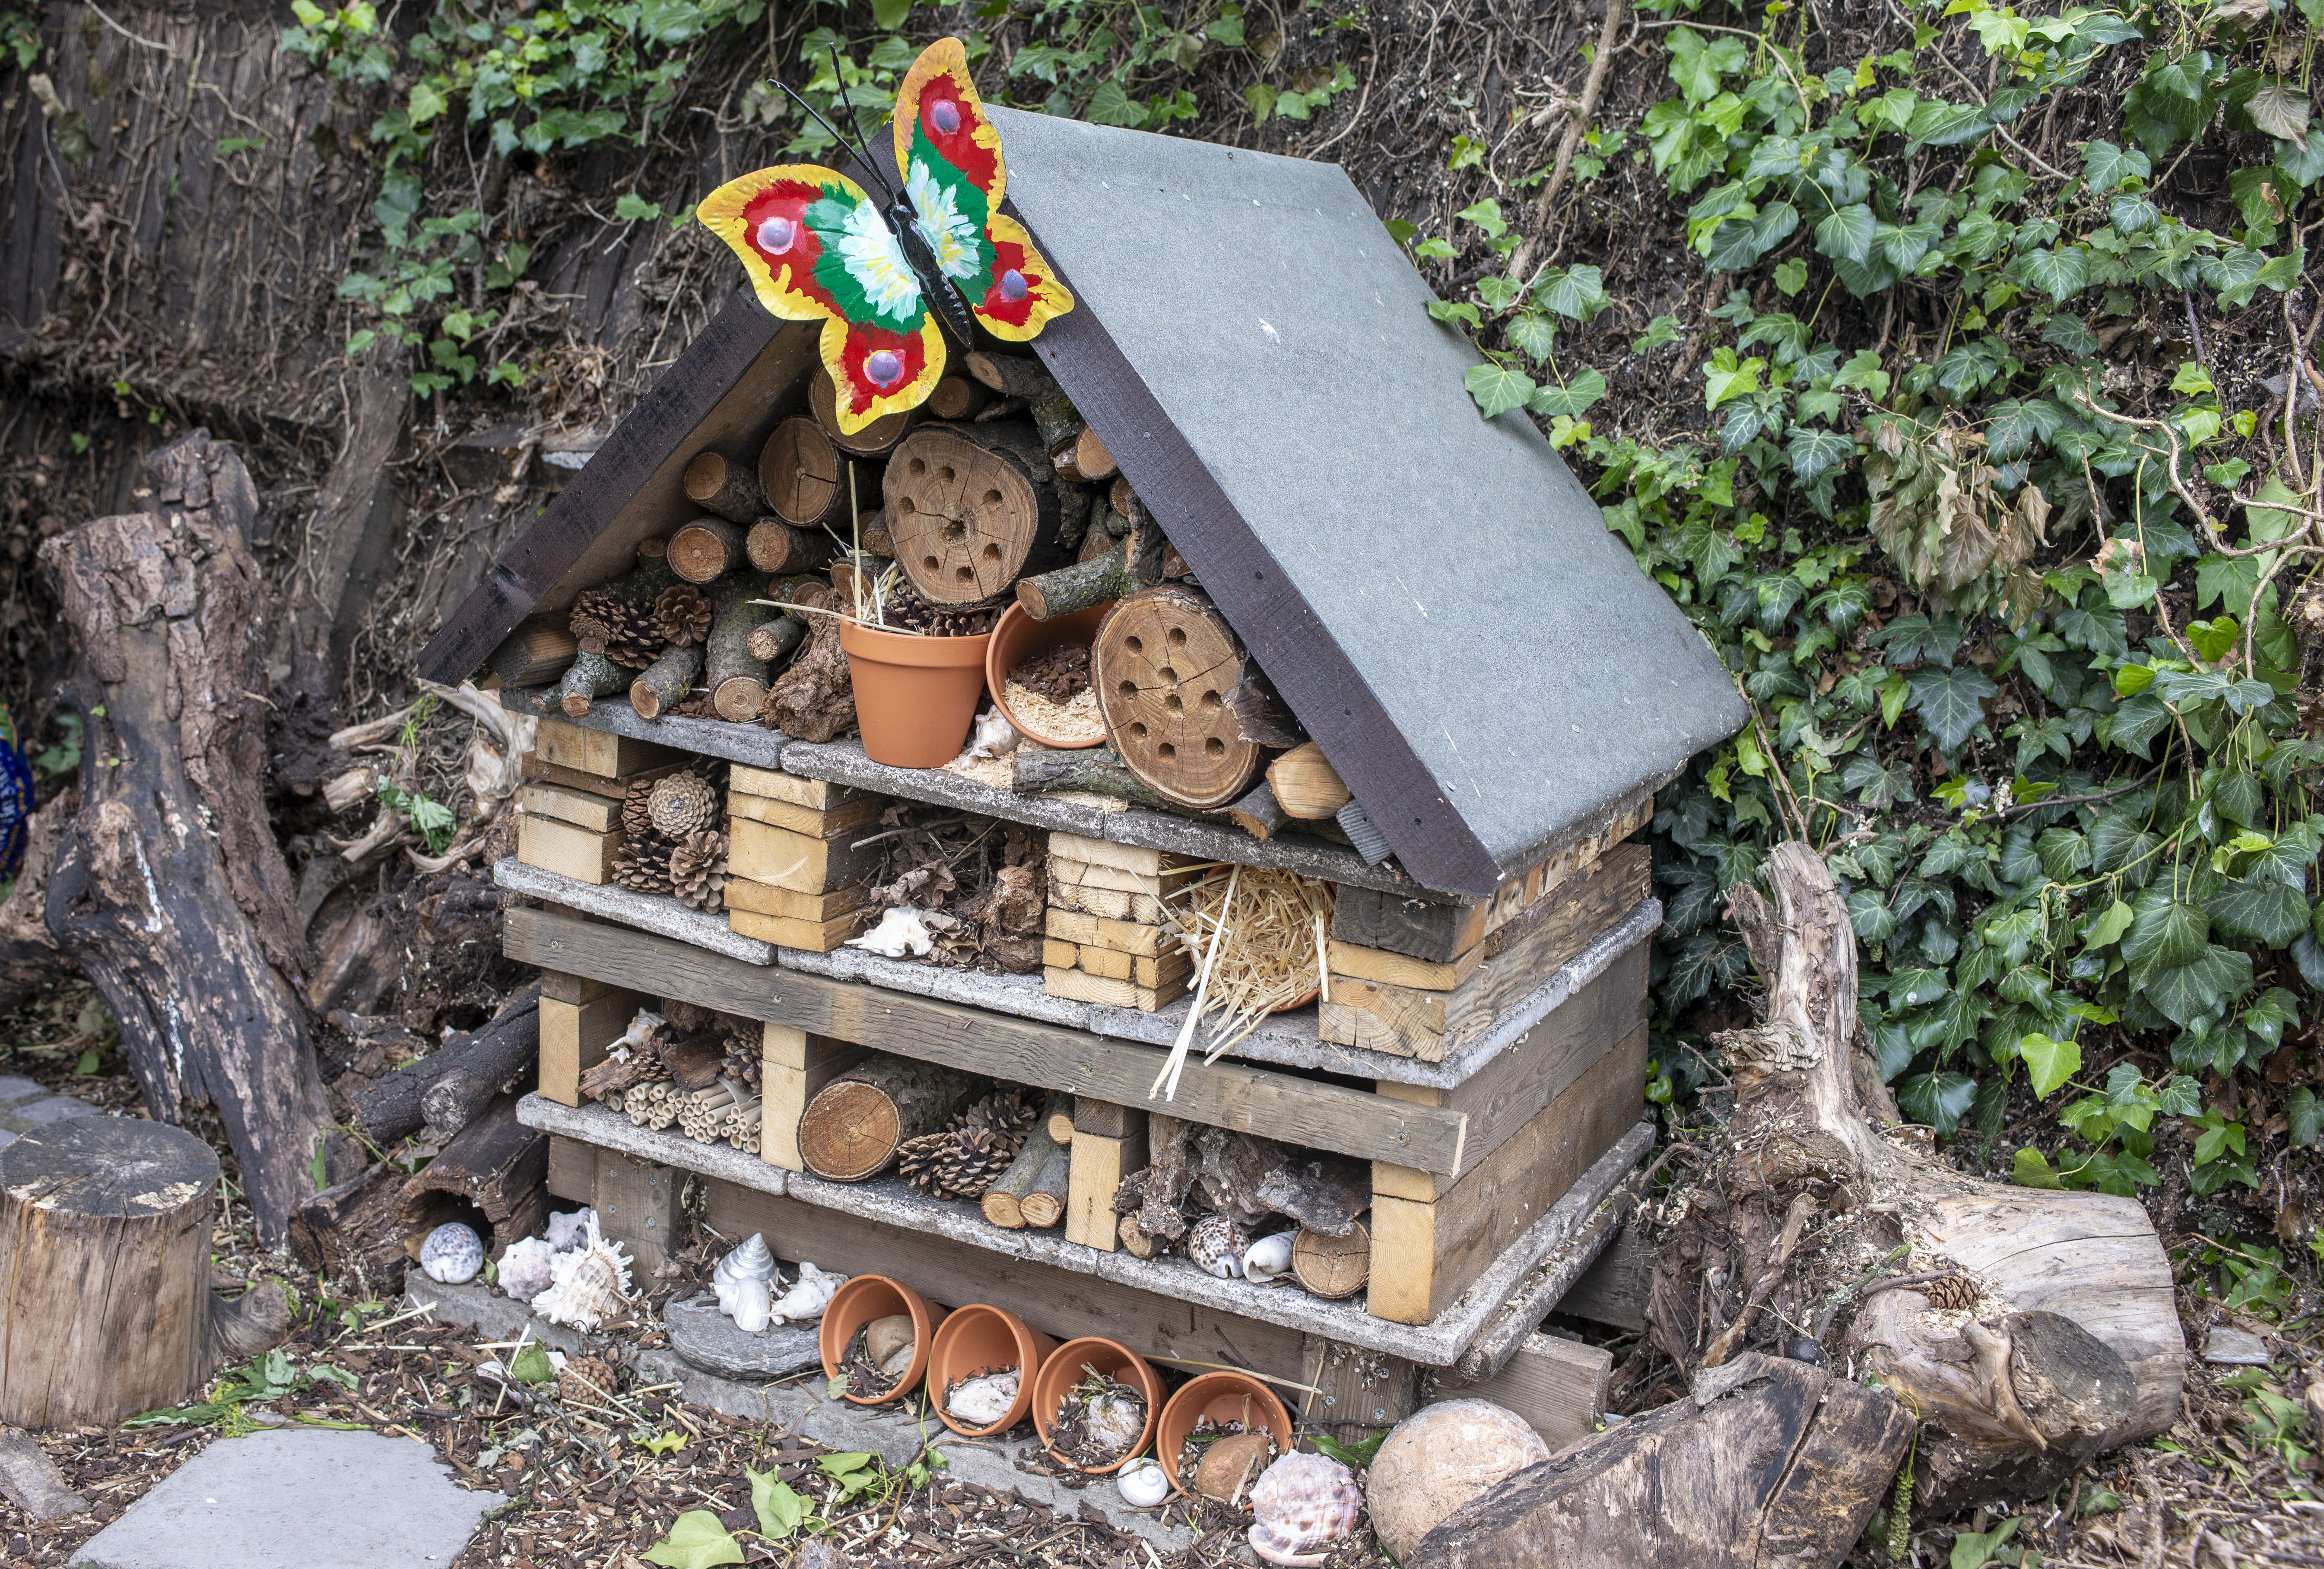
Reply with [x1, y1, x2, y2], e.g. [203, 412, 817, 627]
[547, 1134, 599, 1203]
[1300, 1340, 1422, 1437]
[534, 717, 678, 780]
[1372, 946, 1649, 1201]
[540, 971, 620, 1006]
[1132, 952, 1191, 989]
[592, 1152, 684, 1280]
[506, 905, 1469, 1173]
[1328, 937, 1485, 992]
[1076, 943, 1131, 981]
[1048, 832, 1194, 880]
[1052, 881, 1168, 924]
[538, 990, 642, 1107]
[521, 753, 629, 799]
[730, 817, 882, 893]
[1555, 1224, 1650, 1332]
[1051, 857, 1195, 897]
[728, 908, 869, 952]
[730, 763, 858, 810]
[495, 858, 777, 965]
[1317, 844, 1650, 1061]
[1075, 944, 1187, 988]
[1073, 1099, 1146, 1140]
[759, 1024, 866, 1172]
[1481, 793, 1654, 956]
[724, 878, 869, 921]
[1367, 1027, 1646, 1324]
[1065, 1131, 1140, 1251]
[520, 781, 622, 834]
[1042, 938, 1079, 970]
[1045, 907, 1166, 956]
[517, 815, 623, 885]
[704, 1180, 1305, 1380]
[728, 791, 884, 838]
[1041, 966, 1187, 1011]
[1442, 1332, 1611, 1449]
[1329, 895, 1489, 967]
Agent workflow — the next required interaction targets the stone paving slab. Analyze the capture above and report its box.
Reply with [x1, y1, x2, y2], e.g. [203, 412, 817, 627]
[67, 1427, 505, 1569]
[0, 1085, 99, 1150]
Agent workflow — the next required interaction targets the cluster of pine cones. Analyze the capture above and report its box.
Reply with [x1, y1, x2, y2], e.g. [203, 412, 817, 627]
[567, 559, 711, 669]
[612, 772, 728, 909]
[896, 1089, 1037, 1200]
[877, 579, 999, 639]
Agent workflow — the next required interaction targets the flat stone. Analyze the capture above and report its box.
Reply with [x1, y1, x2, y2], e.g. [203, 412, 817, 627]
[16, 1097, 98, 1126]
[0, 1427, 87, 1521]
[665, 1291, 824, 1381]
[0, 1076, 47, 1107]
[2204, 1326, 2271, 1366]
[68, 1427, 505, 1569]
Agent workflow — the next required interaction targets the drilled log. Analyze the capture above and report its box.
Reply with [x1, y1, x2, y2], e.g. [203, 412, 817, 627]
[799, 1054, 978, 1182]
[886, 420, 1064, 605]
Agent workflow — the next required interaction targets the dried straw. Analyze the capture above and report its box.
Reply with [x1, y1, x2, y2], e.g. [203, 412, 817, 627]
[1150, 866, 1334, 1095]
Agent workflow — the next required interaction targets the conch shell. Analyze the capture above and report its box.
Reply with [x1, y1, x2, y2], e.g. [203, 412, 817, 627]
[846, 907, 935, 959]
[530, 1212, 635, 1330]
[769, 1261, 844, 1324]
[714, 1232, 777, 1320]
[1247, 1451, 1362, 1567]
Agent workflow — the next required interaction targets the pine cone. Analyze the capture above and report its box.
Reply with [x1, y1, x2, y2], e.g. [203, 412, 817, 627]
[573, 591, 667, 669]
[621, 777, 659, 840]
[613, 835, 679, 897]
[880, 580, 998, 638]
[670, 830, 729, 911]
[656, 584, 712, 646]
[895, 1089, 1035, 1199]
[559, 1355, 618, 1406]
[648, 773, 720, 839]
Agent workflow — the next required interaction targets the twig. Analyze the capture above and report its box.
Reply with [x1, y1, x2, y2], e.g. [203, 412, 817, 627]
[85, 0, 172, 51]
[1508, 0, 1629, 280]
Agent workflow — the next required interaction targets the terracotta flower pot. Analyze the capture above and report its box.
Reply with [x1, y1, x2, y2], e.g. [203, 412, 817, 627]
[817, 1274, 948, 1406]
[984, 601, 1113, 748]
[1155, 1371, 1293, 1496]
[1029, 1335, 1164, 1473]
[840, 620, 991, 768]
[926, 1302, 1056, 1436]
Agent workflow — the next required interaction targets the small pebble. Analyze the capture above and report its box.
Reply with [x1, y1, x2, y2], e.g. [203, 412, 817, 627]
[1785, 1336, 1825, 1366]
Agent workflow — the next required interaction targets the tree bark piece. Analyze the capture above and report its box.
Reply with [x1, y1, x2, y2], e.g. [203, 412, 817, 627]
[1268, 743, 1352, 819]
[397, 1092, 548, 1257]
[762, 583, 856, 742]
[0, 1118, 219, 1427]
[289, 1163, 412, 1295]
[810, 368, 915, 455]
[747, 519, 839, 575]
[799, 1054, 978, 1182]
[684, 451, 771, 525]
[1093, 587, 1264, 810]
[670, 516, 749, 584]
[630, 644, 704, 720]
[1015, 505, 1165, 621]
[886, 421, 1064, 605]
[706, 575, 778, 722]
[559, 649, 627, 716]
[760, 416, 857, 529]
[38, 434, 335, 1243]
[1258, 1155, 1370, 1236]
[0, 788, 77, 1015]
[982, 1094, 1073, 1228]
[352, 984, 541, 1144]
[1011, 745, 1187, 813]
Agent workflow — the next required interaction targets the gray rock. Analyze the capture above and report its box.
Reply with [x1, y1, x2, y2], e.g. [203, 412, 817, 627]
[2204, 1326, 2271, 1366]
[67, 1427, 504, 1569]
[0, 1427, 86, 1521]
[0, 1076, 48, 1108]
[17, 1097, 98, 1126]
[665, 1291, 824, 1381]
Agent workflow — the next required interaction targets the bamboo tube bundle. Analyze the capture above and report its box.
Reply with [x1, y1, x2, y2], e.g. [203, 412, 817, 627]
[678, 1084, 738, 1142]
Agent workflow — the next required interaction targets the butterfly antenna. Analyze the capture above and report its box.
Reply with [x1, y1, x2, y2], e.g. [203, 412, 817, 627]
[767, 53, 895, 203]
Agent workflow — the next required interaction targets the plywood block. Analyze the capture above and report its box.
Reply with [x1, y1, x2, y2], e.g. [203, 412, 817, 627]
[728, 791, 884, 838]
[724, 878, 869, 921]
[1066, 1131, 1143, 1251]
[760, 1023, 867, 1172]
[518, 815, 623, 885]
[728, 907, 869, 952]
[1327, 937, 1485, 992]
[1041, 966, 1187, 1011]
[520, 781, 622, 834]
[1046, 832, 1197, 880]
[1366, 1026, 1647, 1324]
[592, 1152, 683, 1280]
[1045, 907, 1168, 956]
[729, 816, 881, 893]
[539, 990, 643, 1106]
[535, 717, 679, 779]
[729, 763, 859, 810]
[1443, 1332, 1611, 1449]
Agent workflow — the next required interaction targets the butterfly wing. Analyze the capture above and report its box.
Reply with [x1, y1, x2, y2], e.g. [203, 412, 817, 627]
[892, 39, 1074, 342]
[699, 165, 946, 433]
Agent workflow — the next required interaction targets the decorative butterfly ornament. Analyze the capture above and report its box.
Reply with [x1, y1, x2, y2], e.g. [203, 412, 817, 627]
[699, 38, 1073, 435]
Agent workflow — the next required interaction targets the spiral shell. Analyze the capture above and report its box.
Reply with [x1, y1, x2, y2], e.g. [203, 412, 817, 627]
[1247, 1452, 1362, 1567]
[714, 1232, 778, 1315]
[1116, 1458, 1172, 1509]
[419, 1223, 484, 1285]
[530, 1212, 635, 1330]
[498, 1236, 559, 1302]
[1190, 1214, 1250, 1279]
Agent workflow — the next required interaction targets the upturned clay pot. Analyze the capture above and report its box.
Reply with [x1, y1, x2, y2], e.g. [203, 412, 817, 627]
[984, 602, 1112, 748]
[1156, 1371, 1293, 1497]
[840, 621, 990, 768]
[817, 1274, 947, 1405]
[926, 1302, 1057, 1436]
[1029, 1335, 1164, 1474]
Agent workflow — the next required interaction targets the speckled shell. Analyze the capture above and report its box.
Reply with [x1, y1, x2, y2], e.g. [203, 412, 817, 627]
[419, 1223, 484, 1285]
[498, 1236, 559, 1302]
[1189, 1214, 1250, 1279]
[1247, 1452, 1361, 1567]
[530, 1213, 635, 1330]
[544, 1207, 594, 1252]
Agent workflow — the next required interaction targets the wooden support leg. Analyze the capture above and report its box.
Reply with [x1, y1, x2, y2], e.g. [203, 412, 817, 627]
[538, 984, 644, 1107]
[1065, 1098, 1147, 1252]
[1299, 1337, 1422, 1440]
[593, 1153, 682, 1280]
[759, 1023, 867, 1173]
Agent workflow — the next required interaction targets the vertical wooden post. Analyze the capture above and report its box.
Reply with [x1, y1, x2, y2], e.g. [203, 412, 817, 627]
[538, 980, 643, 1107]
[758, 1023, 866, 1172]
[1065, 1099, 1147, 1252]
[593, 1153, 682, 1280]
[1299, 1337, 1422, 1441]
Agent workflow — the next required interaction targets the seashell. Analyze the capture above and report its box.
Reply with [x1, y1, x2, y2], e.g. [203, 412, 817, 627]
[1116, 1458, 1172, 1509]
[1083, 1389, 1148, 1455]
[968, 707, 1019, 759]
[1247, 1451, 1362, 1567]
[544, 1207, 594, 1252]
[419, 1222, 485, 1285]
[530, 1212, 635, 1330]
[726, 1276, 773, 1333]
[498, 1236, 559, 1302]
[1241, 1231, 1296, 1286]
[1190, 1214, 1250, 1279]
[845, 906, 937, 959]
[946, 1369, 1019, 1429]
[713, 1232, 778, 1316]
[770, 1261, 844, 1324]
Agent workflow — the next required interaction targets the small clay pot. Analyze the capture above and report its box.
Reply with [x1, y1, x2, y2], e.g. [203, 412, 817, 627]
[1029, 1335, 1164, 1474]
[984, 601, 1112, 748]
[1155, 1371, 1293, 1496]
[840, 620, 991, 768]
[926, 1302, 1057, 1436]
[818, 1274, 948, 1406]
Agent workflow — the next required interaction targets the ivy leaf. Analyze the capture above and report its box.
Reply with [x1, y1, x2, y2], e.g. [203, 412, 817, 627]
[2082, 897, 2136, 951]
[748, 1468, 808, 1540]
[2290, 1086, 2321, 1148]
[2243, 820, 2320, 888]
[642, 1512, 744, 1569]
[2019, 1033, 2081, 1099]
[1084, 79, 1149, 127]
[2080, 139, 2151, 193]
[1787, 426, 1854, 482]
[2012, 245, 2092, 304]
[2103, 694, 2171, 759]
[1528, 370, 1606, 418]
[613, 192, 663, 222]
[2124, 893, 2210, 973]
[2246, 78, 2312, 143]
[1535, 264, 1611, 321]
[1897, 1070, 1978, 1135]
[2205, 878, 2311, 946]
[1504, 311, 1558, 361]
[2242, 986, 2301, 1048]
[1813, 202, 1877, 264]
[1841, 753, 1915, 807]
[1907, 664, 1997, 753]
[1465, 362, 1535, 419]
[2143, 945, 2254, 1029]
[2013, 1147, 2065, 1189]
[2212, 770, 2264, 829]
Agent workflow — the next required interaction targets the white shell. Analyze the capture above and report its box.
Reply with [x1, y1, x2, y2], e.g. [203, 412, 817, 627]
[1248, 1452, 1361, 1567]
[726, 1275, 773, 1333]
[544, 1207, 594, 1252]
[1242, 1231, 1296, 1286]
[1190, 1214, 1250, 1279]
[1116, 1458, 1172, 1509]
[1084, 1389, 1148, 1454]
[420, 1223, 484, 1284]
[946, 1369, 1019, 1429]
[530, 1212, 635, 1330]
[770, 1261, 845, 1324]
[846, 907, 936, 959]
[968, 708, 1020, 759]
[498, 1236, 559, 1302]
[713, 1232, 778, 1315]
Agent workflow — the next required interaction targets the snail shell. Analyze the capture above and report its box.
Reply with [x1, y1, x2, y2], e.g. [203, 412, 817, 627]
[770, 1261, 844, 1324]
[1190, 1214, 1250, 1279]
[1116, 1458, 1172, 1509]
[1242, 1231, 1296, 1285]
[530, 1213, 635, 1331]
[497, 1236, 558, 1302]
[419, 1223, 484, 1285]
[726, 1275, 773, 1333]
[1247, 1452, 1362, 1567]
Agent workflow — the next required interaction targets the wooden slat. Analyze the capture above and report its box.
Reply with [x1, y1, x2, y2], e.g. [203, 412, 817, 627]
[534, 718, 678, 780]
[1441, 1333, 1610, 1449]
[520, 781, 622, 834]
[517, 816, 623, 885]
[540, 971, 620, 1006]
[538, 990, 641, 1107]
[728, 908, 868, 952]
[1065, 1131, 1140, 1251]
[730, 817, 881, 893]
[505, 905, 1469, 1174]
[728, 791, 883, 837]
[1045, 907, 1166, 956]
[1555, 1224, 1650, 1332]
[724, 879, 868, 921]
[730, 763, 857, 809]
[546, 1134, 599, 1203]
[1041, 966, 1187, 1012]
[1327, 937, 1486, 992]
[759, 1024, 866, 1172]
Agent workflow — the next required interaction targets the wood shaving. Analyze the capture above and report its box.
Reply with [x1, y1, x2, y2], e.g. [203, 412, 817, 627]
[1003, 679, 1105, 744]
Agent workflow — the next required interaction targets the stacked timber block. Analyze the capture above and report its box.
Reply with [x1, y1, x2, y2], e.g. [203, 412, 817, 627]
[537, 970, 644, 1108]
[724, 764, 880, 950]
[1040, 831, 1198, 1010]
[516, 718, 685, 884]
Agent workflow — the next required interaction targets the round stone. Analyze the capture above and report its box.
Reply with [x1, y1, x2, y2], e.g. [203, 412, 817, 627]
[756, 215, 796, 255]
[931, 99, 961, 135]
[1000, 269, 1028, 302]
[864, 349, 906, 388]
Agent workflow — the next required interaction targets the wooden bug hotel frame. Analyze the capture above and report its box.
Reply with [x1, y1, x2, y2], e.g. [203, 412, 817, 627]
[419, 98, 1746, 1445]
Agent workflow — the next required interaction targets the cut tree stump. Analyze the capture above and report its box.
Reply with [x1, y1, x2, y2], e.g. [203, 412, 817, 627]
[1093, 586, 1264, 810]
[0, 1118, 220, 1429]
[885, 422, 1063, 605]
[38, 432, 339, 1243]
[798, 1054, 978, 1182]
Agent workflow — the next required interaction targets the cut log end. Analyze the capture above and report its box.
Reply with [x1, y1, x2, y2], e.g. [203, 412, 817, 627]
[1092, 587, 1262, 810]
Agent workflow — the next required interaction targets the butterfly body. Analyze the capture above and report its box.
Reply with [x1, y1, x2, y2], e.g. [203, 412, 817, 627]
[700, 39, 1072, 435]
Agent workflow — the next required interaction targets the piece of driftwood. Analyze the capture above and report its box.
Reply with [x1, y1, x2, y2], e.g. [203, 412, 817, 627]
[762, 582, 855, 742]
[352, 983, 541, 1143]
[1406, 1353, 1912, 1569]
[1257, 1155, 1369, 1236]
[398, 1092, 549, 1256]
[289, 1163, 412, 1294]
[1224, 781, 1289, 841]
[799, 1054, 978, 1182]
[38, 432, 337, 1242]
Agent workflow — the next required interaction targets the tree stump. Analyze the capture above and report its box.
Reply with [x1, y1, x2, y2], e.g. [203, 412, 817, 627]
[1093, 587, 1265, 810]
[884, 422, 1062, 605]
[0, 1118, 218, 1428]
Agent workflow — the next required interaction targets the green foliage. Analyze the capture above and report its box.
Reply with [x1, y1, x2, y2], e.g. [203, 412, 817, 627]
[125, 1348, 363, 1434]
[375, 777, 457, 854]
[642, 1511, 745, 1569]
[0, 6, 43, 70]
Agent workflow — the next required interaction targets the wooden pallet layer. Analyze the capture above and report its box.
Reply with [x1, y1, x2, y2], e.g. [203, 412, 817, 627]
[520, 1092, 1648, 1369]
